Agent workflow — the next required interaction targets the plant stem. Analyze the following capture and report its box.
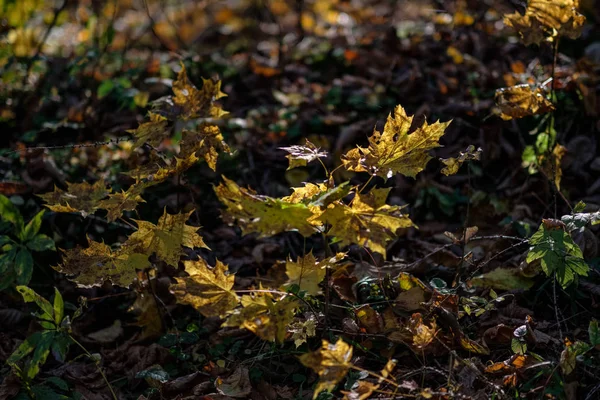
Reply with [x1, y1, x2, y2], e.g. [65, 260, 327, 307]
[69, 335, 118, 400]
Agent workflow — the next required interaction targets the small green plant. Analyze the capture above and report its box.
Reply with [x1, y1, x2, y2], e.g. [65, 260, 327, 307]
[0, 195, 55, 290]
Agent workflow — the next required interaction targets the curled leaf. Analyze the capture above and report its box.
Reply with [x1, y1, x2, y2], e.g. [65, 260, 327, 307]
[440, 145, 482, 176]
[495, 84, 555, 120]
[280, 139, 328, 170]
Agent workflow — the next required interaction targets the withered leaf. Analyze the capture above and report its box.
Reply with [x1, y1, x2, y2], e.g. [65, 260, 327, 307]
[97, 188, 145, 222]
[504, 0, 585, 45]
[280, 139, 328, 170]
[55, 238, 150, 288]
[495, 84, 555, 120]
[128, 113, 169, 148]
[342, 105, 450, 179]
[170, 63, 227, 120]
[170, 259, 239, 318]
[39, 179, 110, 217]
[179, 125, 231, 171]
[440, 145, 482, 176]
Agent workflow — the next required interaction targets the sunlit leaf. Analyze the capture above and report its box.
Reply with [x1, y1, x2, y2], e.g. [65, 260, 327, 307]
[319, 188, 414, 257]
[170, 259, 239, 318]
[215, 176, 320, 237]
[408, 313, 437, 349]
[342, 105, 450, 179]
[495, 84, 555, 120]
[299, 339, 354, 399]
[129, 209, 209, 266]
[504, 0, 585, 45]
[285, 251, 345, 295]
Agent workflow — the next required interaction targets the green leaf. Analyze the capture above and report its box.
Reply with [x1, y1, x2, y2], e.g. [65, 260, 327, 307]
[16, 286, 54, 322]
[26, 234, 56, 252]
[511, 338, 527, 355]
[45, 376, 69, 391]
[0, 247, 17, 274]
[20, 210, 45, 241]
[26, 330, 55, 379]
[7, 331, 43, 367]
[53, 288, 64, 325]
[0, 268, 16, 291]
[0, 235, 13, 246]
[469, 268, 535, 290]
[526, 224, 588, 288]
[15, 248, 34, 285]
[97, 80, 115, 99]
[589, 319, 600, 347]
[0, 194, 24, 233]
[50, 333, 71, 363]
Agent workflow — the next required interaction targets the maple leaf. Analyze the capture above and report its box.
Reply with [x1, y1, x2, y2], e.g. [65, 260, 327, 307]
[299, 339, 353, 399]
[38, 179, 110, 217]
[127, 113, 169, 148]
[495, 84, 555, 120]
[342, 105, 450, 179]
[280, 139, 328, 170]
[169, 63, 227, 120]
[179, 125, 231, 171]
[214, 176, 320, 237]
[440, 145, 482, 176]
[504, 0, 585, 46]
[170, 259, 239, 318]
[55, 238, 150, 288]
[128, 209, 209, 266]
[129, 288, 163, 340]
[318, 188, 414, 257]
[285, 252, 345, 295]
[282, 182, 328, 204]
[97, 188, 145, 222]
[224, 291, 298, 343]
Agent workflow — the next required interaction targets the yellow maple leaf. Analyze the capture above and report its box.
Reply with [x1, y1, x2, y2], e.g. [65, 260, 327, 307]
[495, 84, 555, 120]
[127, 113, 169, 148]
[129, 289, 163, 340]
[170, 259, 239, 318]
[285, 252, 345, 295]
[179, 125, 231, 171]
[38, 179, 110, 217]
[170, 63, 228, 120]
[224, 291, 298, 343]
[504, 0, 585, 45]
[299, 339, 354, 399]
[214, 176, 321, 237]
[97, 188, 145, 222]
[318, 188, 414, 257]
[342, 105, 450, 179]
[282, 182, 328, 204]
[128, 209, 209, 266]
[55, 238, 150, 288]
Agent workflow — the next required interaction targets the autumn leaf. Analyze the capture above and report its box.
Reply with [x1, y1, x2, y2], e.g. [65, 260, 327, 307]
[408, 313, 437, 349]
[129, 289, 164, 340]
[39, 179, 110, 217]
[280, 139, 328, 170]
[179, 125, 231, 171]
[97, 188, 145, 222]
[299, 339, 353, 399]
[168, 63, 227, 120]
[285, 252, 345, 295]
[128, 209, 209, 266]
[281, 182, 328, 204]
[539, 143, 566, 189]
[170, 259, 239, 318]
[128, 113, 169, 148]
[342, 105, 450, 179]
[504, 0, 585, 46]
[440, 145, 482, 176]
[319, 188, 414, 257]
[214, 176, 320, 237]
[495, 84, 555, 120]
[224, 291, 298, 343]
[55, 238, 150, 288]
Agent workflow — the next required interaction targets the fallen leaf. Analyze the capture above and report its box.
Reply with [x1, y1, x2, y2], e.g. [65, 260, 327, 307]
[299, 339, 353, 399]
